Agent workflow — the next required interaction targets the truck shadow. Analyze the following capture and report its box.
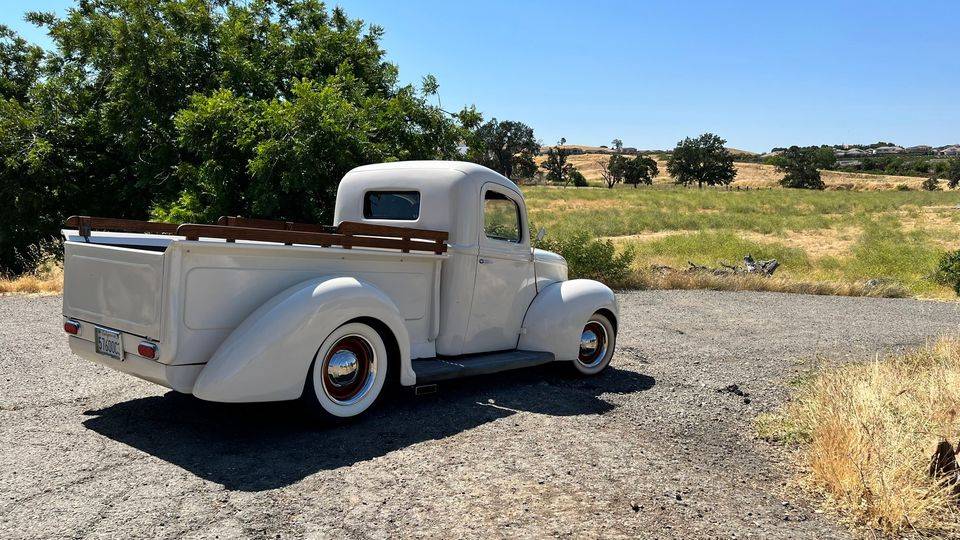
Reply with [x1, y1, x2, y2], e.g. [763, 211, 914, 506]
[81, 366, 654, 492]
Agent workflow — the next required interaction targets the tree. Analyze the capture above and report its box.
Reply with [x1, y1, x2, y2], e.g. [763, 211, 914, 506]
[464, 118, 539, 181]
[667, 133, 736, 188]
[540, 138, 577, 186]
[947, 158, 960, 189]
[776, 146, 826, 190]
[597, 138, 629, 188]
[1, 1, 472, 274]
[623, 155, 659, 187]
[812, 146, 838, 169]
[598, 154, 628, 188]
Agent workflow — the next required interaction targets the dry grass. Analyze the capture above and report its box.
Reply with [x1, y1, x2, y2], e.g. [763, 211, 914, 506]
[0, 264, 63, 295]
[757, 338, 960, 537]
[615, 270, 909, 298]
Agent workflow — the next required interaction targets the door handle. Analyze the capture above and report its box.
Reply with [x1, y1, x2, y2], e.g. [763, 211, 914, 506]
[479, 257, 492, 264]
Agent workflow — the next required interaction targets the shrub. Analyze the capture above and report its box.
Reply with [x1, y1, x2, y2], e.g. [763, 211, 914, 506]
[935, 250, 960, 295]
[536, 231, 635, 285]
[922, 176, 941, 191]
[569, 169, 589, 187]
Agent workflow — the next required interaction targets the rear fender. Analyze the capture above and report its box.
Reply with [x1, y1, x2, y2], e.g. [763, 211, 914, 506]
[193, 276, 411, 403]
[518, 279, 618, 361]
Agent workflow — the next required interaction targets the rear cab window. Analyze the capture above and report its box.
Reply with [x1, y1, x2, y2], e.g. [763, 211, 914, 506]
[363, 191, 421, 220]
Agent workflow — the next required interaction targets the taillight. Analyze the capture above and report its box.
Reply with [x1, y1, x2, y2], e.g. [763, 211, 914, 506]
[64, 320, 81, 335]
[137, 341, 158, 359]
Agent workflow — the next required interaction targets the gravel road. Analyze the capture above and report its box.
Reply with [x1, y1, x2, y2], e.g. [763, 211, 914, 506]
[1, 292, 958, 539]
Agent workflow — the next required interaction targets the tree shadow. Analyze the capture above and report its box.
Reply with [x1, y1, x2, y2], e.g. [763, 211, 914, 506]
[82, 366, 654, 491]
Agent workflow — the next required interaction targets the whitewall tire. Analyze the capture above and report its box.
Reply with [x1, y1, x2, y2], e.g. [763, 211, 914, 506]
[306, 322, 390, 419]
[572, 313, 616, 375]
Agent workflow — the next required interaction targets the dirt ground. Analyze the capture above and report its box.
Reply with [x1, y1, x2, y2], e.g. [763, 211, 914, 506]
[1, 292, 958, 539]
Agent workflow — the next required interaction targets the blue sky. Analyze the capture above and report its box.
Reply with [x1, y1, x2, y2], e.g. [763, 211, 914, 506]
[3, 0, 958, 152]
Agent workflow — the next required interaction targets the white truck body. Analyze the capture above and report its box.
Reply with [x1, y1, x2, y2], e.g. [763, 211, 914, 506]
[62, 161, 618, 417]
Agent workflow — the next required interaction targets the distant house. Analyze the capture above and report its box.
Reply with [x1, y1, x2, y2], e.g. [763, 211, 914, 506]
[845, 148, 868, 157]
[905, 145, 933, 154]
[837, 159, 862, 167]
[937, 145, 960, 156]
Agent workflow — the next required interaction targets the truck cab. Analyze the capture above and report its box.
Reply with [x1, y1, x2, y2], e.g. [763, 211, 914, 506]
[62, 161, 618, 420]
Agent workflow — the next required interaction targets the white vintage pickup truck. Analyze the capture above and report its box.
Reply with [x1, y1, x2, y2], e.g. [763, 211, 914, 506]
[62, 161, 619, 419]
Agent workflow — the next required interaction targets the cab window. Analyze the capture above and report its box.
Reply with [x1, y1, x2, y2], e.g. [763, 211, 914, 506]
[363, 191, 420, 220]
[483, 191, 521, 243]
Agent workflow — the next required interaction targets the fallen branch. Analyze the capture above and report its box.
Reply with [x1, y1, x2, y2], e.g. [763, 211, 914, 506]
[683, 254, 780, 277]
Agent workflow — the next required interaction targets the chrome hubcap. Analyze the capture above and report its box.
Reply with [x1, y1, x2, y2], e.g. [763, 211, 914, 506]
[580, 329, 600, 357]
[321, 334, 377, 405]
[327, 350, 360, 388]
[578, 321, 608, 368]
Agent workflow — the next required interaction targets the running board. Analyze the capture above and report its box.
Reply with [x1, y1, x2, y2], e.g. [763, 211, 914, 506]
[412, 350, 555, 384]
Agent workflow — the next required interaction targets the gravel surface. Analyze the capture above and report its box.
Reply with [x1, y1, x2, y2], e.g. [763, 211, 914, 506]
[1, 291, 958, 539]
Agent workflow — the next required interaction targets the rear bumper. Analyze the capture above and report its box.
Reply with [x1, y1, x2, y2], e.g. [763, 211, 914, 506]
[68, 336, 202, 393]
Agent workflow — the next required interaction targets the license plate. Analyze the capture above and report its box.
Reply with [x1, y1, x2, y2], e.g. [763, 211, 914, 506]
[95, 327, 124, 361]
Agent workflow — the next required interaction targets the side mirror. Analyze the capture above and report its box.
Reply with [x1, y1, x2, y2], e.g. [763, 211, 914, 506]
[535, 227, 547, 244]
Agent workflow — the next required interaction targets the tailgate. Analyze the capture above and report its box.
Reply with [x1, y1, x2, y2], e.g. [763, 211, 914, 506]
[63, 242, 165, 339]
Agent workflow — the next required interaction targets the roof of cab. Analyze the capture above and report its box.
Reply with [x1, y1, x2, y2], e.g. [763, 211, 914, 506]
[344, 160, 521, 196]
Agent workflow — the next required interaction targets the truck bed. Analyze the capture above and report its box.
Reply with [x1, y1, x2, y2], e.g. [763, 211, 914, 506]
[62, 219, 449, 391]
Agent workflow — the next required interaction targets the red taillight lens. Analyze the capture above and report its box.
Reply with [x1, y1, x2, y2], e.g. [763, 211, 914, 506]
[137, 341, 158, 359]
[64, 320, 81, 335]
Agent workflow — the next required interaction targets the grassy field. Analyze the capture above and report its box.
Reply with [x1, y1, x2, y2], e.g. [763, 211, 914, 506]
[524, 185, 960, 297]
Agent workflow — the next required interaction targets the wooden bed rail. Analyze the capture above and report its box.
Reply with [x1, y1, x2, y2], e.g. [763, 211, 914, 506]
[216, 216, 338, 234]
[64, 216, 180, 236]
[64, 215, 448, 254]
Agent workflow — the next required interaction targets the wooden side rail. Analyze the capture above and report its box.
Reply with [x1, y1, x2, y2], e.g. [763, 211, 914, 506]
[336, 221, 448, 255]
[216, 216, 338, 234]
[177, 224, 447, 254]
[65, 215, 180, 236]
[65, 215, 449, 254]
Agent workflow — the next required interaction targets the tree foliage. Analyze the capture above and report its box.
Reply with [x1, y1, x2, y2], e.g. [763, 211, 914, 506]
[463, 118, 539, 181]
[0, 0, 471, 274]
[776, 146, 826, 190]
[947, 158, 960, 190]
[623, 155, 659, 187]
[667, 133, 736, 188]
[540, 138, 579, 186]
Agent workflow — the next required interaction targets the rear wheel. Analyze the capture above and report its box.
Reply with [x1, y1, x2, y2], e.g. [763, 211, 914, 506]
[572, 313, 616, 375]
[305, 322, 389, 419]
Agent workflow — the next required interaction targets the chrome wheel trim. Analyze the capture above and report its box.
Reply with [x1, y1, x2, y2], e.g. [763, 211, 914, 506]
[321, 334, 377, 406]
[577, 320, 608, 369]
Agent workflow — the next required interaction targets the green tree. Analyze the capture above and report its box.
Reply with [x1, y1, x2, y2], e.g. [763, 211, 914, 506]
[812, 146, 838, 169]
[464, 118, 539, 181]
[623, 155, 659, 187]
[540, 138, 576, 186]
[776, 146, 826, 190]
[667, 133, 736, 188]
[1, 0, 472, 273]
[947, 158, 960, 189]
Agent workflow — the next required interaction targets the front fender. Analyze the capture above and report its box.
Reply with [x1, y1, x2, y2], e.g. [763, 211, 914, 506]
[193, 276, 412, 403]
[518, 279, 618, 361]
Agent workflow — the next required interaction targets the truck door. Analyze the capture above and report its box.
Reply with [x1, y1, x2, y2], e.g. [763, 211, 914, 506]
[462, 184, 537, 354]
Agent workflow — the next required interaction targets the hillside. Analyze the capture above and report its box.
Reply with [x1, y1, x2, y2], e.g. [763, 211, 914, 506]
[539, 152, 928, 190]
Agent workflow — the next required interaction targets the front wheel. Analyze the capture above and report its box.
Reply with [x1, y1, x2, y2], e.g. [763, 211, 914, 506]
[571, 313, 616, 375]
[304, 322, 390, 419]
